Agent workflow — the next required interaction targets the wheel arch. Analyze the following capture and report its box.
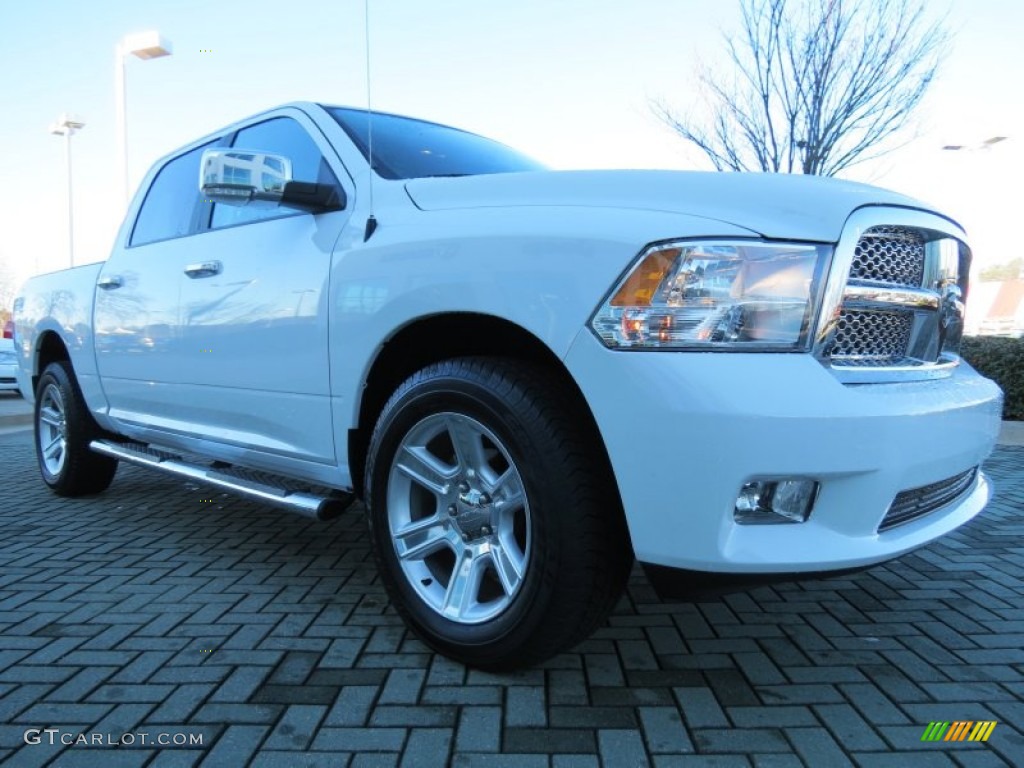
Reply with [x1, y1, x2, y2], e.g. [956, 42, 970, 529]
[33, 330, 71, 394]
[348, 312, 617, 505]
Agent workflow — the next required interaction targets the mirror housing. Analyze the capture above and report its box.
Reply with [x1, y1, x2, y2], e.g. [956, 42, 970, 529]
[199, 149, 344, 213]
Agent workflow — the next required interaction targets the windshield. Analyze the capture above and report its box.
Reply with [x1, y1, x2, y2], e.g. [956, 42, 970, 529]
[325, 106, 546, 180]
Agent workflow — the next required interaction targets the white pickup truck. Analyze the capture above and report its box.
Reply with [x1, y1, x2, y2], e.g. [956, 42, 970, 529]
[13, 102, 1003, 668]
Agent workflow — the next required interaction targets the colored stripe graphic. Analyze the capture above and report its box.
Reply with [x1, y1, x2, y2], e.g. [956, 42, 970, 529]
[944, 721, 972, 741]
[968, 721, 997, 742]
[920, 720, 997, 742]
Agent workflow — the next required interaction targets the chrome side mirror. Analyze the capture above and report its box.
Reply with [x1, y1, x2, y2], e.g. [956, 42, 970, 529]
[199, 148, 345, 213]
[200, 149, 293, 207]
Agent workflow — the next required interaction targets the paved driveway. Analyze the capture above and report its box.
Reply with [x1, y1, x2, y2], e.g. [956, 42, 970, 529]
[0, 426, 1022, 767]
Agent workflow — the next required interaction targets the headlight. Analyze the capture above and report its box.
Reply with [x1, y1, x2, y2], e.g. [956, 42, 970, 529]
[590, 240, 831, 350]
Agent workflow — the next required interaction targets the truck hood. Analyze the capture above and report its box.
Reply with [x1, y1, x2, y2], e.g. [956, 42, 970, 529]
[404, 170, 952, 243]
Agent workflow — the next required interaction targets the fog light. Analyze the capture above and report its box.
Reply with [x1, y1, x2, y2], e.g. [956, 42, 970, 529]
[734, 479, 818, 524]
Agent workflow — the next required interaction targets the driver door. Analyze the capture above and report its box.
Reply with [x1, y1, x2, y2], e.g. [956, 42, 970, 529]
[174, 110, 354, 466]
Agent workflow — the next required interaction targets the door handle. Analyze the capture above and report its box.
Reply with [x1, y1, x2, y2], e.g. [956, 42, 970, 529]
[184, 261, 222, 278]
[97, 275, 123, 290]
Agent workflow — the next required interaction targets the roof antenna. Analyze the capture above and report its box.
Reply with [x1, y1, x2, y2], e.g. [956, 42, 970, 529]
[363, 0, 378, 242]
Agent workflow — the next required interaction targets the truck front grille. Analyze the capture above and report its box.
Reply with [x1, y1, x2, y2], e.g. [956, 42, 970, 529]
[822, 215, 969, 380]
[878, 467, 978, 532]
[850, 226, 925, 287]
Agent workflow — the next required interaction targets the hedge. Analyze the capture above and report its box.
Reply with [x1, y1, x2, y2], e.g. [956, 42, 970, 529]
[960, 336, 1024, 421]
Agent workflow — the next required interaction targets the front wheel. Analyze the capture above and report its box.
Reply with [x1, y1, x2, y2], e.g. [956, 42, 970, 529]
[364, 357, 632, 669]
[35, 361, 118, 496]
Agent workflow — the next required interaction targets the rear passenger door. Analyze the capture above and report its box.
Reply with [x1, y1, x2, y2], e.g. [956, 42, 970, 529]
[94, 138, 225, 430]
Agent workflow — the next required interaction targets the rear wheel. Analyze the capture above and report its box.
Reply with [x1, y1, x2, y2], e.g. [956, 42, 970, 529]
[35, 361, 117, 496]
[365, 357, 632, 669]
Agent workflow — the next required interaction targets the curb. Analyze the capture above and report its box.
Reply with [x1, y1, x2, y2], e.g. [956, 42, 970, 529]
[998, 420, 1024, 447]
[0, 413, 32, 428]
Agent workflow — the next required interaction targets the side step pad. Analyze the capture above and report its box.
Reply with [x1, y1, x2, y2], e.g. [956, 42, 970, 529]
[89, 439, 355, 520]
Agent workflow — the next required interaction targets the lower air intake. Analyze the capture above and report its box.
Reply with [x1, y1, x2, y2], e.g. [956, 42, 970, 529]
[878, 467, 978, 532]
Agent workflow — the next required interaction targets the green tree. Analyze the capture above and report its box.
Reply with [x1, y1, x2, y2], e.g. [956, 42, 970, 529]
[978, 258, 1023, 282]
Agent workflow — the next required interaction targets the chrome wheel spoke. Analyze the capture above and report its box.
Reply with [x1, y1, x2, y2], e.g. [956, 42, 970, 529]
[393, 516, 450, 561]
[395, 445, 454, 496]
[446, 416, 487, 475]
[43, 435, 63, 457]
[490, 542, 524, 595]
[442, 549, 485, 620]
[490, 468, 526, 512]
[39, 407, 62, 428]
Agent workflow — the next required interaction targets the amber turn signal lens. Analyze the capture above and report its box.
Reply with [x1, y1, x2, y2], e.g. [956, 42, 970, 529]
[609, 248, 679, 306]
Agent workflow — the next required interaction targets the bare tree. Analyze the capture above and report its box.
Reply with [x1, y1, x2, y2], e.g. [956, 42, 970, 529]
[655, 0, 948, 176]
[0, 261, 19, 317]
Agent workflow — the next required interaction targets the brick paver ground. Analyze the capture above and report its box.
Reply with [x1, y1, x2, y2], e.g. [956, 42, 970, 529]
[1, 428, 1022, 767]
[0, 393, 31, 430]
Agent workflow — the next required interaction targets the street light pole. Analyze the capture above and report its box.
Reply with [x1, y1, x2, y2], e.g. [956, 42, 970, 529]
[115, 31, 173, 206]
[50, 114, 85, 268]
[64, 127, 73, 267]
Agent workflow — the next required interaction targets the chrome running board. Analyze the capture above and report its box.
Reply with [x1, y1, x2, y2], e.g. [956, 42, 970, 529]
[89, 439, 355, 520]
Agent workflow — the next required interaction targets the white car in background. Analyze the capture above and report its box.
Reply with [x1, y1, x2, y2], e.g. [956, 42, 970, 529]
[0, 337, 19, 393]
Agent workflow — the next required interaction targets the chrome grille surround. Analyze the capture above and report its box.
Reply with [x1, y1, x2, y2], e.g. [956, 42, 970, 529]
[813, 208, 970, 384]
[878, 467, 978, 532]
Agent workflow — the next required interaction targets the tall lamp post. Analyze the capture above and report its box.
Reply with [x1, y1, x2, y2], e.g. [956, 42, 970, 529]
[116, 31, 173, 206]
[50, 114, 86, 268]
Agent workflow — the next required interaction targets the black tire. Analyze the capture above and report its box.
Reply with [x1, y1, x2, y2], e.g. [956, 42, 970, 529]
[364, 357, 632, 669]
[34, 361, 118, 496]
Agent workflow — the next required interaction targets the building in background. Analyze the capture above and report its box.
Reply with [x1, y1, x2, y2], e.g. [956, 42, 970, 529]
[966, 276, 1024, 337]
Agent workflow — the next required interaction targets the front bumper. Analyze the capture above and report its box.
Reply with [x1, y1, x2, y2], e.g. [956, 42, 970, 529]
[0, 364, 19, 391]
[564, 330, 1002, 574]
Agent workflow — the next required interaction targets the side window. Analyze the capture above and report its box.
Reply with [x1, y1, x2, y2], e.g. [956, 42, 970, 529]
[211, 117, 339, 229]
[130, 140, 218, 247]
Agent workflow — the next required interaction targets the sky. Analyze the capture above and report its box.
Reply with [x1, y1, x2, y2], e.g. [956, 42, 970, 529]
[0, 0, 1021, 299]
